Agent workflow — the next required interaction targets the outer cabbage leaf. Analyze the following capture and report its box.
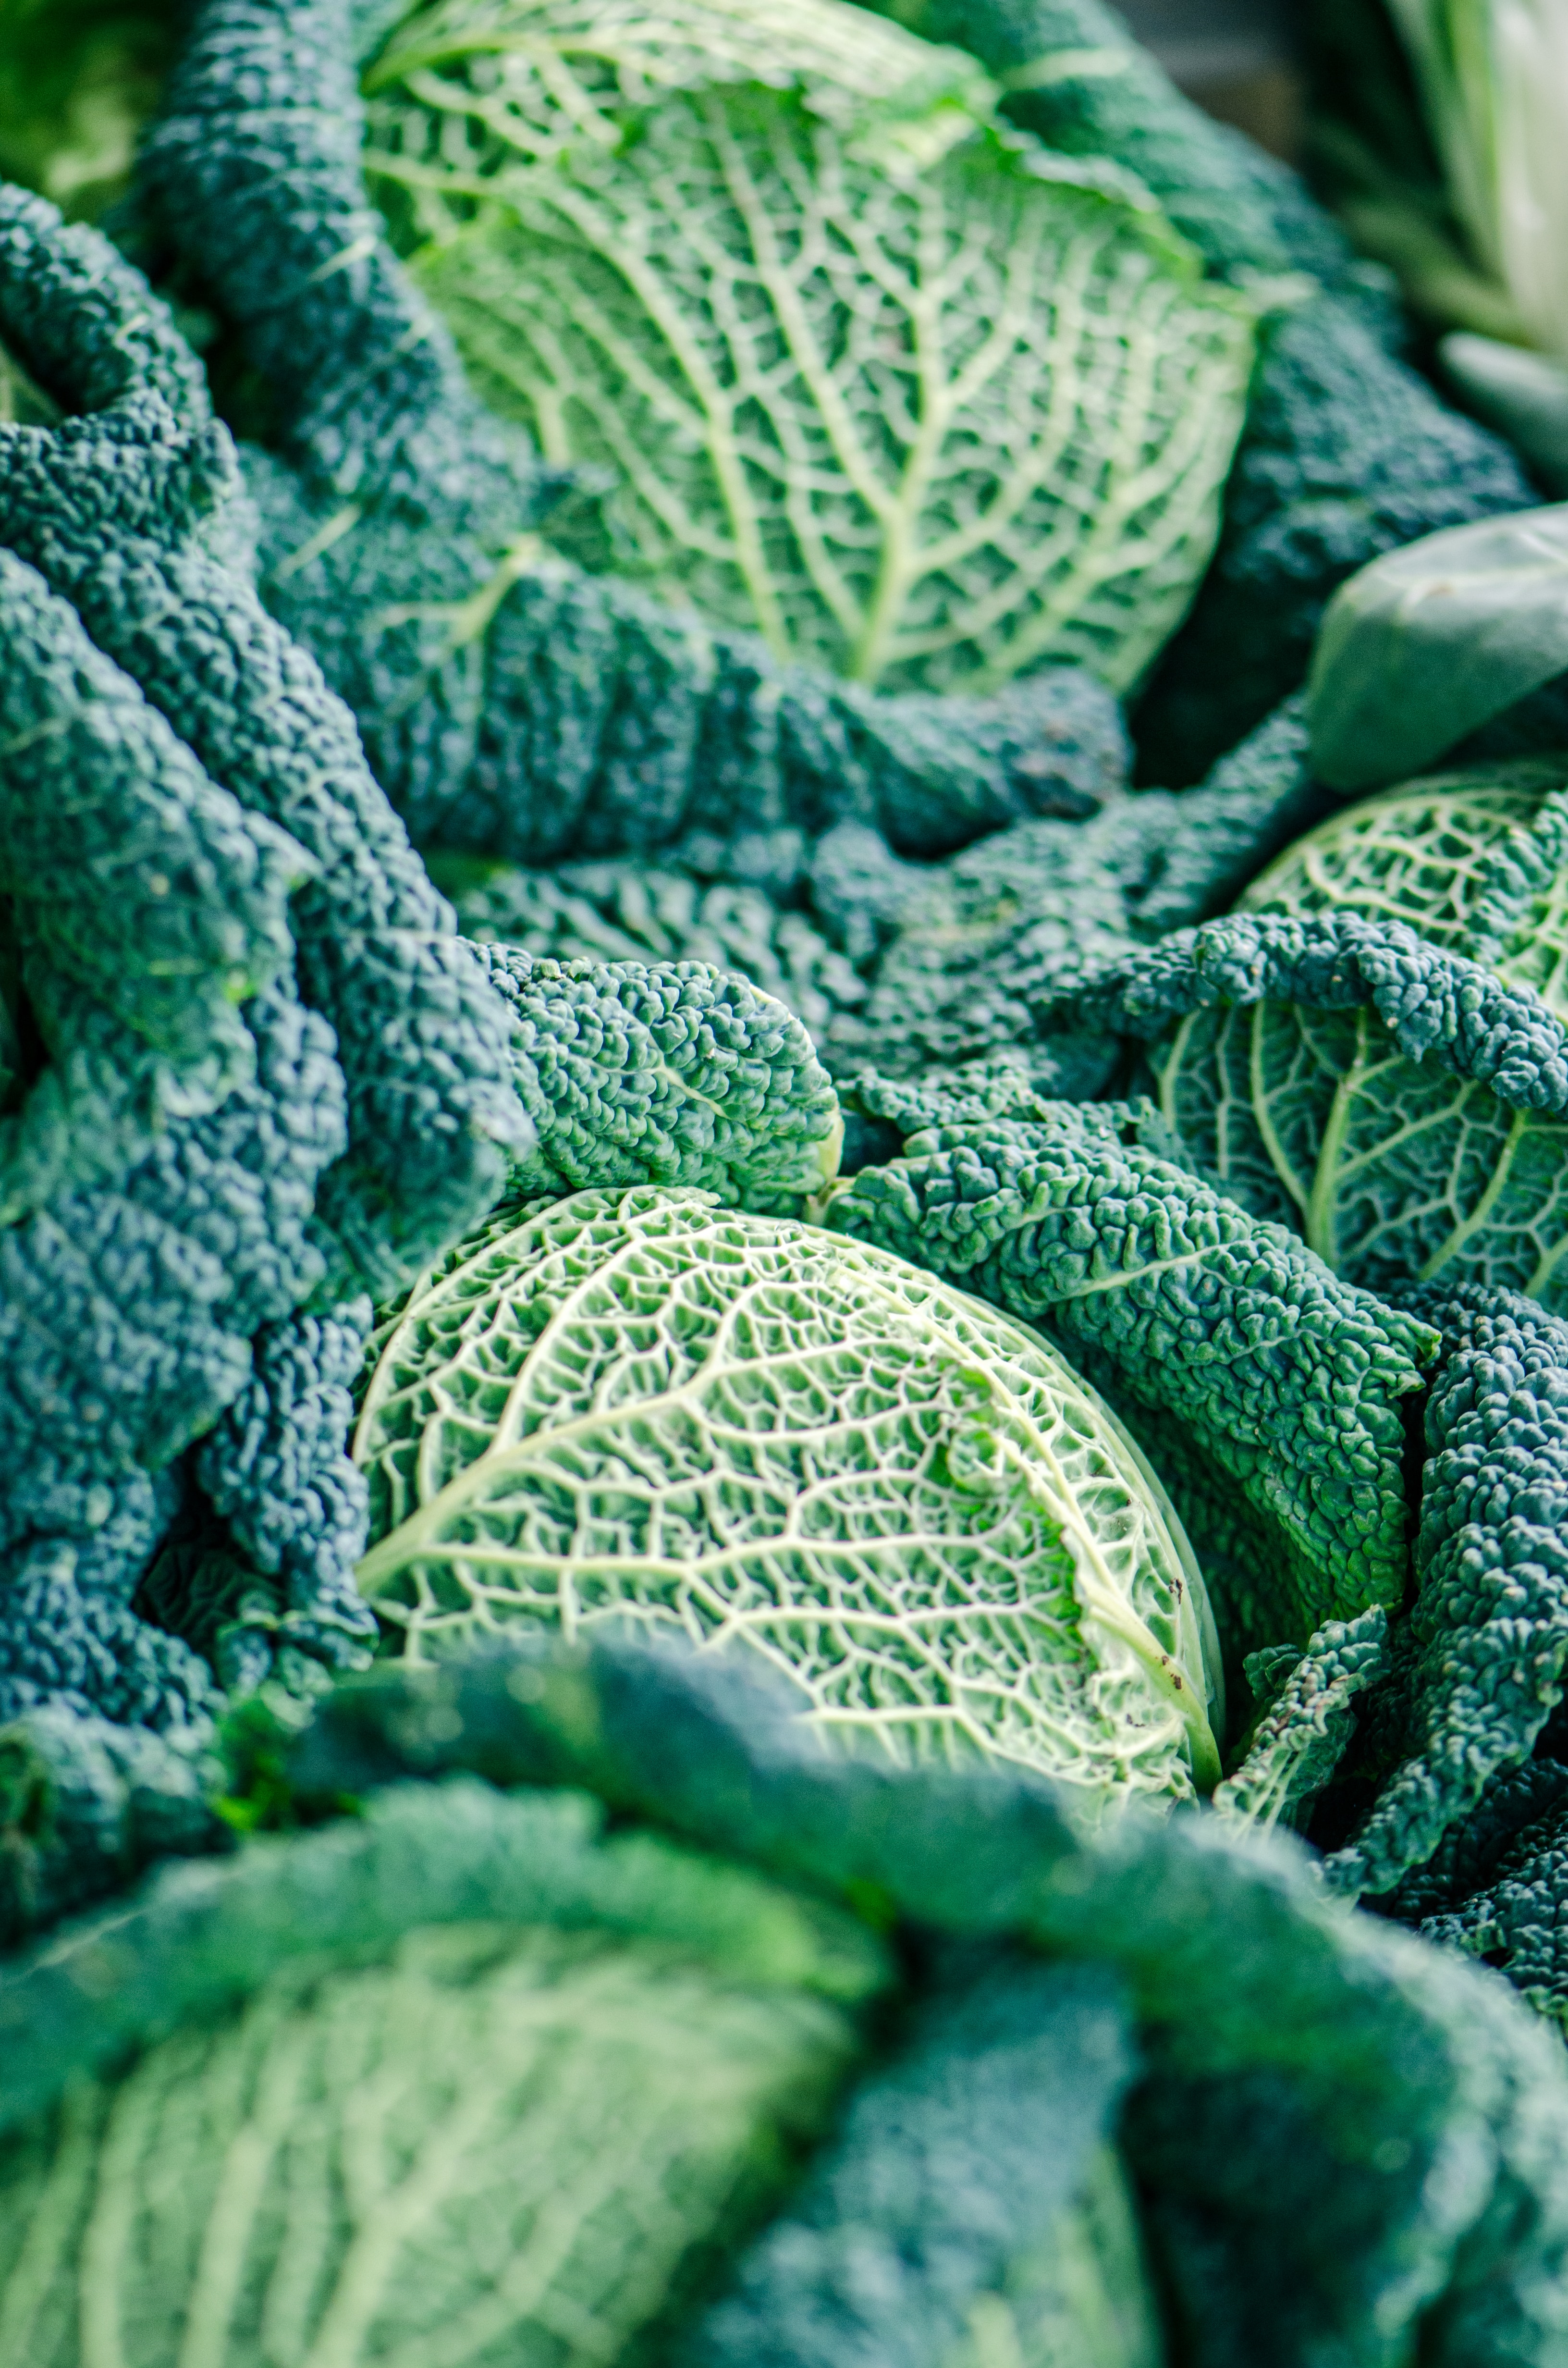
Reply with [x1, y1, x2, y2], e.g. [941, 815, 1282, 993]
[1038, 911, 1568, 1313]
[139, 0, 1139, 863]
[829, 696, 1324, 1078]
[1239, 752, 1568, 1016]
[1383, 1756, 1568, 1925]
[274, 1631, 1568, 2368]
[678, 1960, 1155, 2368]
[826, 1095, 1435, 1642]
[478, 942, 845, 1209]
[371, 6, 1255, 695]
[1212, 1606, 1389, 1838]
[1423, 1793, 1568, 2031]
[0, 1779, 880, 2368]
[883, 0, 1539, 782]
[1322, 1283, 1568, 1899]
[439, 848, 869, 1052]
[1307, 505, 1568, 791]
[353, 1185, 1224, 1806]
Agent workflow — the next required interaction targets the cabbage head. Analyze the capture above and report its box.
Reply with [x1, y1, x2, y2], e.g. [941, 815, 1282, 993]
[361, 0, 1254, 695]
[353, 1186, 1224, 1809]
[1239, 752, 1568, 1012]
[1146, 759, 1568, 1310]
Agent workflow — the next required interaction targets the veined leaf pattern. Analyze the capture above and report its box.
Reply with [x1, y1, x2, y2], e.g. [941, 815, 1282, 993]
[362, 0, 998, 160]
[0, 1921, 850, 2368]
[1239, 757, 1568, 1015]
[353, 1186, 1222, 1803]
[1165, 761, 1568, 1307]
[1153, 998, 1568, 1309]
[365, 1, 1253, 694]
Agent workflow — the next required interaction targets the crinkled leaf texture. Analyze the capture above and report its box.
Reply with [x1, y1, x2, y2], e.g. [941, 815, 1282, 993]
[353, 1186, 1223, 1806]
[1039, 911, 1568, 1313]
[478, 941, 845, 1211]
[1323, 1283, 1568, 1899]
[140, 0, 1137, 865]
[369, 0, 1254, 694]
[0, 1778, 882, 2368]
[362, 0, 1000, 150]
[676, 1958, 1154, 2368]
[1423, 1791, 1568, 2032]
[1212, 1606, 1389, 1838]
[826, 1094, 1434, 1648]
[441, 848, 869, 1054]
[1239, 753, 1568, 1016]
[262, 1634, 1568, 2368]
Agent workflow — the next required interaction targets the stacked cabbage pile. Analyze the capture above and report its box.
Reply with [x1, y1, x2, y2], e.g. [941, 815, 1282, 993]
[7, 0, 1568, 2361]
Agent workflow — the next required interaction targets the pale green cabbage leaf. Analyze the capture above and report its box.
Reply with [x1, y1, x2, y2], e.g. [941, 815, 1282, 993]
[0, 1780, 874, 2368]
[1238, 752, 1568, 1011]
[352, 1184, 1223, 1806]
[363, 0, 1254, 694]
[1185, 759, 1568, 1308]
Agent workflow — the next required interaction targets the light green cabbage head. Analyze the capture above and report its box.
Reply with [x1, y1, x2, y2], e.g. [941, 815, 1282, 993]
[353, 1185, 1224, 1810]
[361, 0, 1254, 695]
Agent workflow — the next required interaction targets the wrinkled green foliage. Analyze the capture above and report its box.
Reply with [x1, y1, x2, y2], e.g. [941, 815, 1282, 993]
[439, 848, 868, 1054]
[1323, 1283, 1568, 1899]
[1423, 1791, 1568, 2030]
[0, 181, 533, 1742]
[937, 2148, 1164, 2368]
[353, 1186, 1224, 1805]
[677, 1957, 1152, 2368]
[1076, 912, 1568, 1312]
[884, 0, 1538, 780]
[142, 0, 1135, 865]
[478, 942, 844, 1210]
[368, 0, 1253, 697]
[1240, 752, 1568, 1012]
[258, 1632, 1568, 2367]
[1308, 506, 1568, 790]
[1212, 1606, 1388, 1837]
[0, 1777, 881, 2368]
[827, 1093, 1434, 1648]
[832, 696, 1323, 1077]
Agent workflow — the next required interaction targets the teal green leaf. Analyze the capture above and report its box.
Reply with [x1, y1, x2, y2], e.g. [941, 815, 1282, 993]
[1423, 1793, 1568, 2031]
[1034, 912, 1568, 1314]
[683, 1959, 1157, 2368]
[353, 1185, 1223, 1805]
[1308, 504, 1568, 790]
[273, 1633, 1568, 2368]
[826, 1098, 1435, 1640]
[367, 0, 1254, 694]
[1322, 1283, 1568, 1902]
[940, 2148, 1166, 2368]
[437, 850, 869, 1054]
[1152, 988, 1568, 1310]
[1238, 753, 1568, 1015]
[1212, 1605, 1389, 1837]
[477, 942, 846, 1212]
[0, 1777, 873, 2368]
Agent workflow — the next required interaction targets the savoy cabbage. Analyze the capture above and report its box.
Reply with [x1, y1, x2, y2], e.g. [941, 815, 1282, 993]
[32, 1628, 1559, 2368]
[352, 1185, 1225, 1806]
[366, 0, 1255, 696]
